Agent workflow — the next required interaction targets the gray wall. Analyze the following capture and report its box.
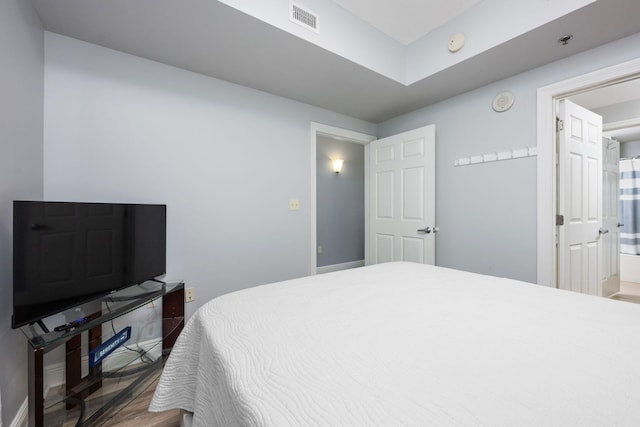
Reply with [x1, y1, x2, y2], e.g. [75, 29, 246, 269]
[379, 32, 640, 284]
[621, 140, 640, 158]
[43, 32, 377, 321]
[0, 0, 44, 424]
[316, 136, 365, 267]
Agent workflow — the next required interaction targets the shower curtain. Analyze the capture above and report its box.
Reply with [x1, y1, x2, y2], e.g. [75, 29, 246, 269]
[620, 158, 640, 255]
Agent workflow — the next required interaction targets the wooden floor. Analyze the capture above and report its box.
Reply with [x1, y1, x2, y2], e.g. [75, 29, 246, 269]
[95, 280, 640, 426]
[609, 280, 640, 303]
[43, 369, 180, 427]
[100, 376, 180, 427]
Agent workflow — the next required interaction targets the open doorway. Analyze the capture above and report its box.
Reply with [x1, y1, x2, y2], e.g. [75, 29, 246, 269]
[316, 134, 366, 273]
[310, 123, 437, 274]
[536, 57, 640, 290]
[567, 79, 640, 301]
[309, 123, 376, 275]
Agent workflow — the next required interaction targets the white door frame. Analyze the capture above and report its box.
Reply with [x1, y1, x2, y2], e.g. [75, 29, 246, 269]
[536, 57, 640, 287]
[310, 122, 376, 275]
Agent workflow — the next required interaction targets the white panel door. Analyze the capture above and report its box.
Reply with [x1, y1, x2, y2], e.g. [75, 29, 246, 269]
[369, 125, 436, 265]
[601, 137, 620, 297]
[557, 100, 603, 296]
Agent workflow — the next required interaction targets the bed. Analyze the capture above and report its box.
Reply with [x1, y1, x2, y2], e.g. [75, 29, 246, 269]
[149, 262, 640, 426]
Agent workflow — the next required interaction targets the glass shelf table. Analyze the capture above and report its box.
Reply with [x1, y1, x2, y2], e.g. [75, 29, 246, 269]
[21, 281, 184, 427]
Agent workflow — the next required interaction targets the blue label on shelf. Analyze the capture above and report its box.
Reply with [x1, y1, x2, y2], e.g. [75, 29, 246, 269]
[89, 326, 132, 368]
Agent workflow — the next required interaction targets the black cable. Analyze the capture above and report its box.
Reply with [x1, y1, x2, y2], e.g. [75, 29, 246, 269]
[65, 396, 86, 427]
[104, 300, 156, 364]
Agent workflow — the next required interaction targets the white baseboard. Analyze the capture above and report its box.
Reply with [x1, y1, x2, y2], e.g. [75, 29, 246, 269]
[316, 260, 365, 274]
[44, 362, 65, 395]
[9, 398, 28, 427]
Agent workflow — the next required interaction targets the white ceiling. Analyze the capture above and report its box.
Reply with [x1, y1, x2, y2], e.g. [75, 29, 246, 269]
[331, 0, 483, 45]
[605, 126, 640, 143]
[30, 0, 640, 123]
[569, 79, 640, 110]
[570, 79, 640, 143]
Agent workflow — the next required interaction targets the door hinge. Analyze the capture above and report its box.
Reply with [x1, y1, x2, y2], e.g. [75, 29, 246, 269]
[556, 118, 564, 132]
[556, 214, 564, 226]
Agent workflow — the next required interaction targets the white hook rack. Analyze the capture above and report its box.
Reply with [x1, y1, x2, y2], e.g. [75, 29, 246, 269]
[454, 146, 537, 167]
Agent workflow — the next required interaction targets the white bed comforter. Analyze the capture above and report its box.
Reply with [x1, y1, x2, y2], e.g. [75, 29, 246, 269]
[150, 262, 640, 426]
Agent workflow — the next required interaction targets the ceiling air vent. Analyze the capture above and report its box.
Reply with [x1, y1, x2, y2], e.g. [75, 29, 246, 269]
[290, 2, 319, 33]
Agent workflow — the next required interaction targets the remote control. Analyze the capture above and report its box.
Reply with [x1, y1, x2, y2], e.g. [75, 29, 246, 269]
[54, 317, 88, 332]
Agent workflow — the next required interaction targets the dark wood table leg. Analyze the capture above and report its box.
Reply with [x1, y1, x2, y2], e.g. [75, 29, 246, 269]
[28, 345, 44, 427]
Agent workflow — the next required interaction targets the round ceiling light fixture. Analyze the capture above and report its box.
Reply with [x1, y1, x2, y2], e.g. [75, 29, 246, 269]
[492, 91, 515, 112]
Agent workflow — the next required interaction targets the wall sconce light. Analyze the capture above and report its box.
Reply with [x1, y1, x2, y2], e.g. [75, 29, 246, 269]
[332, 159, 344, 173]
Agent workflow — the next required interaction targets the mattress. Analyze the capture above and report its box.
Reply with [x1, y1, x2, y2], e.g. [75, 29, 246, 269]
[150, 262, 640, 426]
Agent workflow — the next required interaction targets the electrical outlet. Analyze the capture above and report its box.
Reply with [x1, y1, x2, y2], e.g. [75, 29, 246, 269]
[317, 245, 323, 254]
[185, 287, 195, 303]
[289, 199, 300, 211]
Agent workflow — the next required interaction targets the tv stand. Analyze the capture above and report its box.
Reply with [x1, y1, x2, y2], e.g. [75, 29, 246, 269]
[20, 281, 184, 427]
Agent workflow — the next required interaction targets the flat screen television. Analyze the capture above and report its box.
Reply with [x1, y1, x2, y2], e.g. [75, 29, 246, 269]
[12, 201, 167, 329]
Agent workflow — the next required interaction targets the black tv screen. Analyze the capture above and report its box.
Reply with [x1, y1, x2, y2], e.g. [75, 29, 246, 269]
[12, 201, 166, 329]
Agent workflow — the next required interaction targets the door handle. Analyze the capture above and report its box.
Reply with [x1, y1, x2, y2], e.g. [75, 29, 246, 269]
[599, 228, 609, 235]
[417, 227, 439, 234]
[618, 223, 624, 228]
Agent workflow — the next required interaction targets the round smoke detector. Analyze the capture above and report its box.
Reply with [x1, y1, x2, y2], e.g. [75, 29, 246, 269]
[448, 33, 465, 52]
[492, 91, 515, 112]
